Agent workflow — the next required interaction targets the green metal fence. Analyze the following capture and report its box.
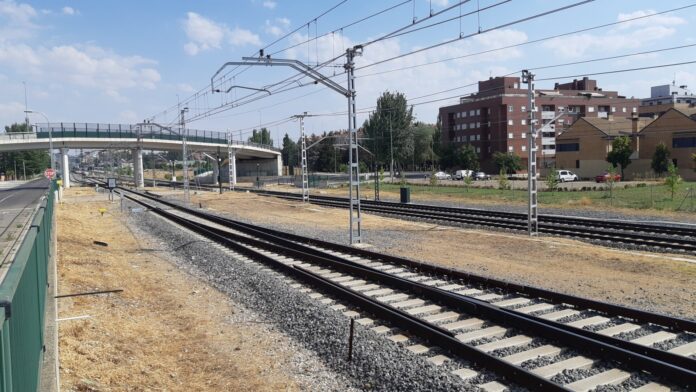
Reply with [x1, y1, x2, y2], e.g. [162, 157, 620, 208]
[0, 181, 55, 391]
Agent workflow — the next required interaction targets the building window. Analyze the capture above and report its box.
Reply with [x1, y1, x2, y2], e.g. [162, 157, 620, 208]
[508, 105, 514, 112]
[508, 133, 514, 139]
[508, 146, 514, 152]
[575, 160, 580, 169]
[469, 110, 475, 116]
[611, 107, 616, 112]
[557, 143, 580, 152]
[456, 112, 460, 118]
[513, 83, 519, 88]
[521, 145, 526, 152]
[673, 136, 696, 148]
[521, 105, 526, 112]
[558, 106, 564, 111]
[588, 106, 595, 113]
[488, 146, 491, 153]
[632, 107, 637, 113]
[476, 109, 480, 115]
[521, 119, 526, 125]
[622, 107, 627, 112]
[476, 122, 480, 128]
[508, 119, 513, 126]
[521, 133, 526, 139]
[476, 147, 481, 153]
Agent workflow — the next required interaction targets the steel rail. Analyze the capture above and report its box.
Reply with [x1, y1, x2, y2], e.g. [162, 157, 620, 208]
[120, 187, 696, 384]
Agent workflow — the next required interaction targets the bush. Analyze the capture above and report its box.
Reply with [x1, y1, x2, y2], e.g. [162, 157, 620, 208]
[429, 172, 438, 186]
[497, 168, 509, 190]
[636, 183, 647, 188]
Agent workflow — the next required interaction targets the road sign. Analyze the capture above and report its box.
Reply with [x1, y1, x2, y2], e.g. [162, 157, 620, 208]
[107, 178, 117, 189]
[44, 168, 56, 179]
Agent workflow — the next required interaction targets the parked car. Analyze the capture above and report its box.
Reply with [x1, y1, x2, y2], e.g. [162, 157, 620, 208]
[432, 171, 452, 180]
[556, 170, 579, 182]
[595, 172, 621, 183]
[473, 171, 491, 181]
[453, 170, 473, 180]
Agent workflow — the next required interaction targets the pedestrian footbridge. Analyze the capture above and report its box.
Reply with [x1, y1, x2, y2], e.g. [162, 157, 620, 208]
[0, 122, 282, 188]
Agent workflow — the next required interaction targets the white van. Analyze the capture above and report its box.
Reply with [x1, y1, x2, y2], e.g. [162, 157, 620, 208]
[454, 170, 473, 180]
[557, 170, 579, 182]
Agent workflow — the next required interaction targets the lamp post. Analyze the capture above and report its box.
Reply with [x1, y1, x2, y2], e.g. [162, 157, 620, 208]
[24, 110, 53, 171]
[256, 163, 260, 189]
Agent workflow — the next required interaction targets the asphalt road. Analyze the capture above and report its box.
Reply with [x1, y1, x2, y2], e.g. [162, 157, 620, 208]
[0, 178, 50, 235]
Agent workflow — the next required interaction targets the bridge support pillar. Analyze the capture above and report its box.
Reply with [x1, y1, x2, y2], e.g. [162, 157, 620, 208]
[212, 158, 219, 185]
[276, 155, 283, 176]
[230, 150, 237, 187]
[61, 148, 70, 188]
[133, 148, 144, 188]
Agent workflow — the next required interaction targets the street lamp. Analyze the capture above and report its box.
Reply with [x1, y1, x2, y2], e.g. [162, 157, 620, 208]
[24, 110, 53, 171]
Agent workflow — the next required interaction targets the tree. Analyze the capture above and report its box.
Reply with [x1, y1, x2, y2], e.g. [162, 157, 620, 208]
[606, 135, 632, 179]
[493, 152, 521, 174]
[651, 143, 671, 177]
[411, 122, 437, 170]
[0, 123, 50, 178]
[248, 128, 273, 145]
[664, 161, 682, 200]
[546, 169, 559, 192]
[281, 133, 298, 173]
[459, 144, 480, 171]
[362, 91, 414, 170]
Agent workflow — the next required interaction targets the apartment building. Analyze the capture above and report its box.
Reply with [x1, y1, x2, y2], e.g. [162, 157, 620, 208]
[639, 83, 696, 118]
[438, 76, 641, 172]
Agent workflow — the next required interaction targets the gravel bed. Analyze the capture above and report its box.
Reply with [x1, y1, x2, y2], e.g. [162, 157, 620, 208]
[614, 325, 663, 342]
[126, 205, 481, 392]
[652, 333, 696, 351]
[550, 364, 606, 385]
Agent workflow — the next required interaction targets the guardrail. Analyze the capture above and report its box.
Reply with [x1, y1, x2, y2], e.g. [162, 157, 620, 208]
[0, 123, 280, 152]
[0, 181, 55, 391]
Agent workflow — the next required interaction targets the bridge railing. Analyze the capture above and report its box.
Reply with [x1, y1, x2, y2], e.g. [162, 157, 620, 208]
[0, 181, 55, 392]
[30, 123, 279, 151]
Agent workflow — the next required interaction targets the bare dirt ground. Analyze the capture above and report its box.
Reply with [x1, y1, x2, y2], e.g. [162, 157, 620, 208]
[57, 188, 311, 391]
[189, 190, 696, 320]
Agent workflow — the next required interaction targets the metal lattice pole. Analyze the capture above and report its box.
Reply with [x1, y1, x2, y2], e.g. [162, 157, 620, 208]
[523, 70, 538, 236]
[227, 131, 234, 191]
[300, 113, 309, 203]
[346, 48, 362, 244]
[180, 108, 190, 205]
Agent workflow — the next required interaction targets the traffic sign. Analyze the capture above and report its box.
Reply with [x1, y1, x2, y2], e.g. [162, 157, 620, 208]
[44, 168, 56, 179]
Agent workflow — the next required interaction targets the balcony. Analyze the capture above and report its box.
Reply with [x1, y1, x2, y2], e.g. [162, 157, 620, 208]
[541, 111, 556, 120]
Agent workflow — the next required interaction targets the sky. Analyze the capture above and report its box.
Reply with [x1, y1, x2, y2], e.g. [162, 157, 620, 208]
[1, 0, 695, 145]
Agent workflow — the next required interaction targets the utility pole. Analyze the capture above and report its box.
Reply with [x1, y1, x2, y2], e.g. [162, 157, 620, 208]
[346, 47, 363, 244]
[522, 70, 538, 236]
[292, 112, 310, 203]
[227, 131, 235, 191]
[389, 113, 394, 182]
[23, 82, 29, 132]
[210, 46, 364, 244]
[180, 108, 190, 205]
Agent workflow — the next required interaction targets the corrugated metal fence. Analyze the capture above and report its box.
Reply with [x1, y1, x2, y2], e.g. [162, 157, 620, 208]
[0, 181, 55, 391]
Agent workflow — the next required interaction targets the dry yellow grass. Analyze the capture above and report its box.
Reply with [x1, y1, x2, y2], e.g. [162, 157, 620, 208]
[57, 189, 300, 391]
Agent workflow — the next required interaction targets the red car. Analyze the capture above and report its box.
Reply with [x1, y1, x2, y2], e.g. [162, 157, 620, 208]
[595, 172, 621, 183]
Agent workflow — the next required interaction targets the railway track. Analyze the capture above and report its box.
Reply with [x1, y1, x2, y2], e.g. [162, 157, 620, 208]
[239, 188, 696, 254]
[109, 183, 695, 391]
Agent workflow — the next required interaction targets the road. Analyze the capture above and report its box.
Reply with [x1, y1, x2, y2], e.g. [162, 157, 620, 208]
[0, 178, 50, 238]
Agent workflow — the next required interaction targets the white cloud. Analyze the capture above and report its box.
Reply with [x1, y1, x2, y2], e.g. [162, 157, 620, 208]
[0, 0, 37, 24]
[183, 12, 261, 55]
[61, 6, 76, 15]
[265, 17, 291, 37]
[543, 9, 687, 58]
[177, 83, 195, 93]
[262, 1, 277, 10]
[0, 43, 161, 99]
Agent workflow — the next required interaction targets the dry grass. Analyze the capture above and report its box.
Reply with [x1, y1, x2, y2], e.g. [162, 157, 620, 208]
[57, 189, 300, 391]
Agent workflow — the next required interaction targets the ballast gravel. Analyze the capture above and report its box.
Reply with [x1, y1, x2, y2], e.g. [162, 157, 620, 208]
[126, 206, 481, 392]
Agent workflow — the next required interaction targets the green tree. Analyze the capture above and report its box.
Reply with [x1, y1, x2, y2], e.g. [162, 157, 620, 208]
[498, 168, 509, 190]
[493, 152, 521, 174]
[605, 165, 617, 203]
[664, 161, 682, 200]
[281, 133, 298, 173]
[248, 128, 273, 145]
[363, 91, 414, 170]
[411, 122, 437, 170]
[546, 169, 559, 192]
[0, 123, 50, 179]
[651, 143, 670, 177]
[606, 135, 632, 179]
[459, 144, 480, 171]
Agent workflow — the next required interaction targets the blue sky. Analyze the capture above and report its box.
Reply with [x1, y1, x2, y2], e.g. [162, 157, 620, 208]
[1, 0, 695, 145]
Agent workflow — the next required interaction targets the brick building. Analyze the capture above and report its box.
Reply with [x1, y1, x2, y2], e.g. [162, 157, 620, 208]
[555, 108, 696, 180]
[438, 76, 641, 172]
